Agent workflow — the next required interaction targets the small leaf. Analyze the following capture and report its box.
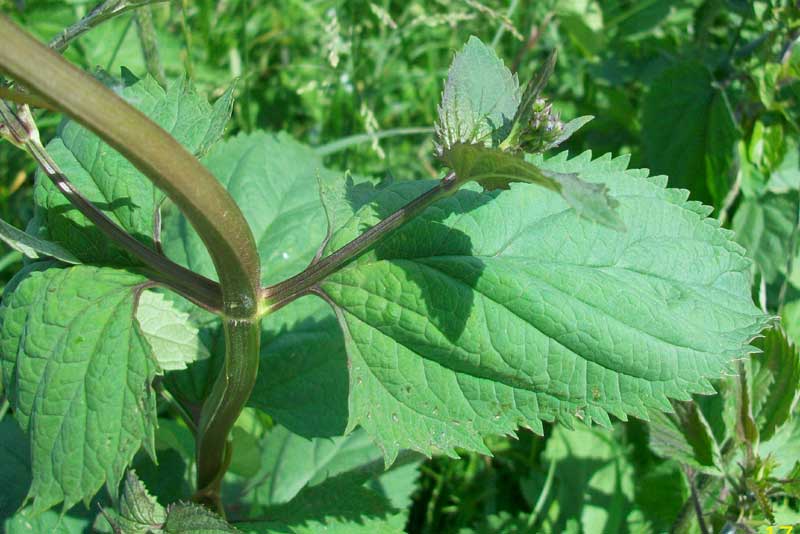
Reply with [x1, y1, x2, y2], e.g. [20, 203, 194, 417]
[136, 290, 210, 371]
[434, 36, 520, 154]
[196, 82, 237, 158]
[0, 217, 79, 264]
[733, 191, 799, 283]
[164, 503, 239, 533]
[441, 142, 625, 230]
[117, 470, 167, 533]
[0, 264, 158, 513]
[648, 401, 723, 475]
[750, 326, 800, 441]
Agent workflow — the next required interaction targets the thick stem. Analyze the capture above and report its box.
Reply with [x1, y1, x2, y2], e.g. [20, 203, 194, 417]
[194, 317, 260, 511]
[0, 17, 262, 509]
[262, 173, 457, 312]
[0, 16, 260, 316]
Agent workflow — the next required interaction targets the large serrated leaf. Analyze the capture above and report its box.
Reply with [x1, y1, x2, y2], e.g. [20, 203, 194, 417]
[31, 76, 233, 265]
[318, 151, 768, 462]
[0, 264, 158, 513]
[435, 36, 519, 154]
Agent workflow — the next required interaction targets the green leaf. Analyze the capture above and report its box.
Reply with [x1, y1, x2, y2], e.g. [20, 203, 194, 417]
[434, 36, 520, 154]
[441, 143, 624, 230]
[647, 401, 723, 475]
[732, 191, 799, 283]
[0, 217, 79, 264]
[0, 264, 158, 513]
[163, 503, 238, 533]
[249, 425, 418, 508]
[641, 61, 740, 205]
[248, 296, 349, 439]
[162, 131, 335, 285]
[751, 326, 800, 441]
[241, 471, 406, 534]
[136, 290, 210, 371]
[539, 426, 638, 533]
[0, 418, 30, 521]
[31, 76, 233, 265]
[319, 151, 768, 462]
[4, 507, 93, 534]
[117, 470, 167, 534]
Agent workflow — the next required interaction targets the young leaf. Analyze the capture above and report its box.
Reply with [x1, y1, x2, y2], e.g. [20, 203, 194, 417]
[0, 264, 158, 513]
[136, 290, 211, 371]
[117, 470, 167, 533]
[30, 76, 234, 265]
[440, 142, 624, 229]
[750, 326, 800, 441]
[318, 151, 769, 462]
[434, 36, 520, 155]
[733, 191, 799, 283]
[0, 217, 79, 264]
[163, 503, 239, 533]
[648, 401, 723, 475]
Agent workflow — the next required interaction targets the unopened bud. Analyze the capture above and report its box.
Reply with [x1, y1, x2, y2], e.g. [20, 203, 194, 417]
[0, 102, 40, 148]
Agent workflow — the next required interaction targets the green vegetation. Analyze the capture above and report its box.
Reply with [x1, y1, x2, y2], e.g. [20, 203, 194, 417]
[0, 1, 798, 533]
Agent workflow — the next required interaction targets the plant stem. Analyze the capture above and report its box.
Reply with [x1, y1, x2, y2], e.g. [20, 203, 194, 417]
[0, 16, 261, 316]
[134, 5, 166, 87]
[0, 87, 55, 110]
[527, 456, 556, 528]
[49, 0, 168, 53]
[314, 127, 435, 156]
[0, 17, 262, 510]
[262, 173, 458, 312]
[194, 317, 260, 512]
[0, 100, 223, 310]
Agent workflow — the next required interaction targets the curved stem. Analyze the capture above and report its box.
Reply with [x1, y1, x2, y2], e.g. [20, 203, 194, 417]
[0, 16, 261, 511]
[262, 173, 457, 312]
[194, 317, 260, 510]
[0, 16, 260, 316]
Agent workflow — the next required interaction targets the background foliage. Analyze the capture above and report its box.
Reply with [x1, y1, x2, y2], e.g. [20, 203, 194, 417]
[0, 0, 798, 533]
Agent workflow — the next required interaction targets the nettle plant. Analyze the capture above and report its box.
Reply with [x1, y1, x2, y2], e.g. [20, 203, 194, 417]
[0, 15, 773, 534]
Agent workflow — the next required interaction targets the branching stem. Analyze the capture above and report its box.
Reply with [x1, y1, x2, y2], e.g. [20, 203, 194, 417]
[261, 172, 458, 312]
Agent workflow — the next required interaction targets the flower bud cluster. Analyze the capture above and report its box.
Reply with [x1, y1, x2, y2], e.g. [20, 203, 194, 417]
[519, 98, 564, 153]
